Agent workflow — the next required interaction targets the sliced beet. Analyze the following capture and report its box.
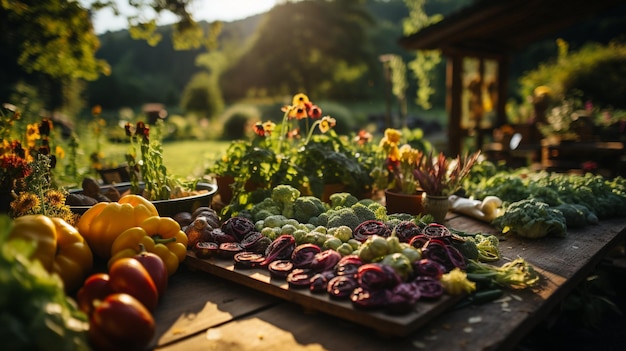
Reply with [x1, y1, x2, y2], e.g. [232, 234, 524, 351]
[286, 268, 314, 288]
[353, 220, 392, 242]
[233, 252, 265, 269]
[291, 243, 322, 269]
[221, 216, 256, 242]
[268, 260, 295, 279]
[327, 275, 359, 300]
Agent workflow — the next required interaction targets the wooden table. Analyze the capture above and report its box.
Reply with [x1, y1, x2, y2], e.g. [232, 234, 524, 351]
[150, 213, 626, 351]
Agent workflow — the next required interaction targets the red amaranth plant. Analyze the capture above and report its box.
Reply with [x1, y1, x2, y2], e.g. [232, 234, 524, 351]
[413, 151, 481, 196]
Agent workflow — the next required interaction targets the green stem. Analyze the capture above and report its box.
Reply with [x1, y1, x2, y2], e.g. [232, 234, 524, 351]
[303, 120, 321, 146]
[276, 109, 290, 154]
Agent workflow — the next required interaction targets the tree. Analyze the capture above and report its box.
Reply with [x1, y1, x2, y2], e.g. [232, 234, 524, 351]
[220, 0, 377, 100]
[0, 0, 217, 113]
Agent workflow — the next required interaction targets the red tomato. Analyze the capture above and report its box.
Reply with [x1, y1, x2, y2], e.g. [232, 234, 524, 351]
[134, 247, 168, 297]
[76, 273, 115, 316]
[89, 293, 155, 351]
[109, 257, 159, 311]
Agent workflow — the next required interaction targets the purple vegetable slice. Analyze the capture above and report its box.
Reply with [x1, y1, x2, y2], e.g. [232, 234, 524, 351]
[291, 243, 322, 269]
[233, 252, 265, 269]
[353, 220, 392, 242]
[357, 263, 401, 291]
[326, 275, 359, 300]
[268, 260, 295, 279]
[309, 249, 342, 273]
[210, 228, 238, 244]
[350, 287, 389, 310]
[386, 282, 422, 315]
[193, 241, 219, 259]
[261, 234, 296, 266]
[422, 223, 452, 242]
[412, 276, 444, 299]
[286, 268, 314, 288]
[218, 242, 243, 259]
[334, 255, 363, 277]
[221, 216, 256, 242]
[421, 239, 466, 272]
[412, 258, 446, 279]
[393, 221, 422, 243]
[309, 271, 336, 293]
[240, 231, 272, 254]
[408, 234, 430, 250]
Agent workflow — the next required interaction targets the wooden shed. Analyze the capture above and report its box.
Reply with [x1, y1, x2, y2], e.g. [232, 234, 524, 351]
[398, 0, 624, 155]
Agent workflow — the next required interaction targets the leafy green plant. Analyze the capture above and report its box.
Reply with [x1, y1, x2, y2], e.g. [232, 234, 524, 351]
[413, 150, 481, 196]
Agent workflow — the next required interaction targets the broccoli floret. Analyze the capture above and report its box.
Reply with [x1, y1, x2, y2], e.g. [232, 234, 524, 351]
[309, 211, 330, 227]
[329, 192, 358, 209]
[293, 196, 328, 223]
[357, 198, 377, 207]
[492, 198, 567, 239]
[326, 207, 361, 230]
[271, 185, 301, 218]
[263, 214, 289, 228]
[351, 202, 377, 223]
[251, 197, 281, 222]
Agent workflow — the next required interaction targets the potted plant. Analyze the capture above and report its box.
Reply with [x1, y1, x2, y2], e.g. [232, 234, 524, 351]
[371, 128, 430, 215]
[412, 150, 481, 222]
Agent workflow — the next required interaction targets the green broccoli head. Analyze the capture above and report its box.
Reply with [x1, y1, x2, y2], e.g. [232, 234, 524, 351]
[327, 207, 361, 231]
[329, 192, 358, 209]
[293, 196, 328, 223]
[271, 185, 301, 218]
[251, 197, 281, 222]
[493, 198, 567, 239]
[351, 202, 377, 223]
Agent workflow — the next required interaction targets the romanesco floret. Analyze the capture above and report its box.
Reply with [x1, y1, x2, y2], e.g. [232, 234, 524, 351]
[326, 207, 361, 230]
[351, 202, 377, 223]
[293, 196, 328, 223]
[329, 192, 358, 209]
[271, 185, 301, 218]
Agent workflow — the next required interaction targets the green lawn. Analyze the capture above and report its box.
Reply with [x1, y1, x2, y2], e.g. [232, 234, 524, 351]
[102, 139, 230, 180]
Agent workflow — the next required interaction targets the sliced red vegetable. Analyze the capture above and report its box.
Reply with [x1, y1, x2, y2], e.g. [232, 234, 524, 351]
[353, 220, 392, 242]
[309, 270, 336, 293]
[350, 287, 390, 310]
[240, 231, 272, 254]
[210, 228, 238, 244]
[193, 241, 219, 259]
[286, 268, 313, 288]
[412, 258, 446, 279]
[412, 276, 444, 299]
[386, 282, 422, 315]
[393, 221, 422, 243]
[334, 255, 363, 277]
[408, 234, 430, 250]
[357, 263, 401, 291]
[268, 260, 295, 279]
[291, 243, 322, 269]
[422, 223, 452, 241]
[221, 216, 256, 242]
[261, 234, 296, 266]
[309, 249, 342, 272]
[327, 275, 359, 299]
[218, 242, 243, 259]
[234, 252, 265, 269]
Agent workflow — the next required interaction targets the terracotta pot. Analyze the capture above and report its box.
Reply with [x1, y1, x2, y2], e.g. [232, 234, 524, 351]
[384, 189, 424, 215]
[423, 194, 449, 223]
[215, 175, 235, 205]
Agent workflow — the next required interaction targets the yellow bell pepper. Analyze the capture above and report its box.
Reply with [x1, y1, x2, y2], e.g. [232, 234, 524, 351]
[77, 194, 159, 259]
[108, 216, 188, 276]
[8, 215, 93, 293]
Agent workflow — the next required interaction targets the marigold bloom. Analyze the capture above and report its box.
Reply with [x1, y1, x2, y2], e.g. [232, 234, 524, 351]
[26, 123, 40, 148]
[383, 128, 402, 144]
[263, 121, 276, 134]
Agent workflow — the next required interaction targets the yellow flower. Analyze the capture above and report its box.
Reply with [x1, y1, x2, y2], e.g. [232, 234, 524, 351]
[292, 93, 310, 107]
[289, 105, 308, 119]
[55, 145, 65, 159]
[10, 192, 40, 216]
[318, 116, 336, 133]
[263, 121, 276, 134]
[44, 189, 66, 206]
[383, 128, 402, 144]
[26, 123, 40, 148]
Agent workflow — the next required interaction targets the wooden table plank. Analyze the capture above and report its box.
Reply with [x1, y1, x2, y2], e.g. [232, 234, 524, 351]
[150, 266, 281, 348]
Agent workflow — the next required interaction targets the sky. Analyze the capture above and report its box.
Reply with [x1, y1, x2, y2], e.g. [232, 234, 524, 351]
[91, 0, 278, 34]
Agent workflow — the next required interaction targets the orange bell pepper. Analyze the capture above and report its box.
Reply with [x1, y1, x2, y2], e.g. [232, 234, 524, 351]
[77, 194, 159, 259]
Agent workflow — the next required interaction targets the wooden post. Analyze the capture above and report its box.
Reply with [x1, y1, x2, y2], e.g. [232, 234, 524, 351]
[446, 54, 463, 156]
